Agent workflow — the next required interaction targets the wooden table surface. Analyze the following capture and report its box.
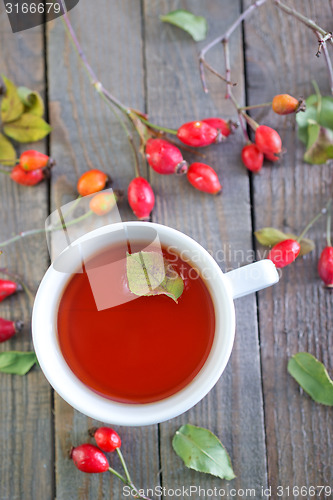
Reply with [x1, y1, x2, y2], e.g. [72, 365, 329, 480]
[1, 1, 332, 499]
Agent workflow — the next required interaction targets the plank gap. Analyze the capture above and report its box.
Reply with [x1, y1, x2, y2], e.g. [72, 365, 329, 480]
[241, 0, 271, 490]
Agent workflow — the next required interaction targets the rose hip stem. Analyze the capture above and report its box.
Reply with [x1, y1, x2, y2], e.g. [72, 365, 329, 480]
[296, 203, 331, 243]
[239, 102, 272, 111]
[114, 448, 152, 500]
[59, 0, 176, 138]
[0, 209, 93, 247]
[105, 454, 152, 500]
[136, 116, 177, 135]
[326, 200, 332, 247]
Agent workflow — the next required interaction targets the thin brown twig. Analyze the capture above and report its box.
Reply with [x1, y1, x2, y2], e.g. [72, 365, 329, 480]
[272, 1, 333, 94]
[198, 60, 236, 93]
[314, 30, 333, 95]
[273, 0, 333, 95]
[223, 39, 231, 99]
[59, 0, 176, 140]
[199, 0, 268, 93]
[273, 0, 333, 47]
[316, 32, 333, 57]
[238, 113, 250, 143]
[322, 43, 333, 95]
[59, 0, 128, 113]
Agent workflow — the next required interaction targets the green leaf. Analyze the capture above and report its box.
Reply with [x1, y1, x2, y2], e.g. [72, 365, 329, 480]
[296, 94, 333, 145]
[3, 113, 51, 143]
[160, 10, 207, 42]
[254, 227, 289, 247]
[296, 94, 318, 144]
[296, 94, 333, 164]
[0, 133, 16, 165]
[17, 86, 44, 117]
[126, 251, 184, 303]
[303, 124, 333, 164]
[306, 120, 321, 149]
[319, 96, 333, 129]
[1, 75, 24, 123]
[0, 351, 37, 375]
[288, 353, 333, 406]
[172, 424, 236, 480]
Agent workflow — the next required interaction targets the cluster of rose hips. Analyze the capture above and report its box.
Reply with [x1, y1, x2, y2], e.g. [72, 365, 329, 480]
[75, 118, 231, 220]
[9, 150, 55, 185]
[0, 278, 24, 342]
[125, 118, 233, 219]
[241, 94, 305, 173]
[71, 426, 152, 500]
[6, 116, 228, 221]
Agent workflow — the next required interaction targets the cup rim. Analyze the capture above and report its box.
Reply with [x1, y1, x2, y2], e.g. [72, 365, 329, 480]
[32, 221, 236, 426]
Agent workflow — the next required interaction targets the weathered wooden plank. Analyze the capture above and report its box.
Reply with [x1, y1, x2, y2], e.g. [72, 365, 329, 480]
[47, 1, 160, 498]
[0, 12, 53, 500]
[144, 1, 268, 498]
[244, 0, 333, 496]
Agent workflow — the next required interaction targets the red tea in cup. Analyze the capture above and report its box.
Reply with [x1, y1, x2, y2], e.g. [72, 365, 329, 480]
[57, 241, 215, 404]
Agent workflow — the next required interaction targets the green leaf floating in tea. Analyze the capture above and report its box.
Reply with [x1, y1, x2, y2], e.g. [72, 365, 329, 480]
[172, 424, 236, 480]
[288, 352, 333, 406]
[126, 251, 184, 303]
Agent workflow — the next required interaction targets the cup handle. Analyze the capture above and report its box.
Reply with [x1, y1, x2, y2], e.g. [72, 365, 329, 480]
[224, 260, 279, 299]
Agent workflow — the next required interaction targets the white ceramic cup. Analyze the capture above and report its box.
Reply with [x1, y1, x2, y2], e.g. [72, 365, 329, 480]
[32, 221, 279, 426]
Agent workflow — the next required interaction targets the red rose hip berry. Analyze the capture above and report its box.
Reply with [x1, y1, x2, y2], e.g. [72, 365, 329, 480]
[90, 427, 121, 452]
[70, 444, 109, 473]
[187, 162, 222, 194]
[10, 165, 45, 186]
[241, 144, 264, 173]
[77, 169, 109, 197]
[267, 239, 301, 268]
[318, 246, 333, 287]
[128, 177, 155, 220]
[0, 279, 22, 302]
[19, 150, 55, 171]
[0, 318, 24, 342]
[177, 121, 220, 147]
[145, 138, 187, 175]
[202, 118, 232, 138]
[255, 125, 282, 155]
[264, 152, 280, 162]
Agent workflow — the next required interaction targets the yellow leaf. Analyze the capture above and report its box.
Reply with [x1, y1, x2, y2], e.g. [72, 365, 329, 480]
[4, 113, 51, 143]
[1, 75, 24, 123]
